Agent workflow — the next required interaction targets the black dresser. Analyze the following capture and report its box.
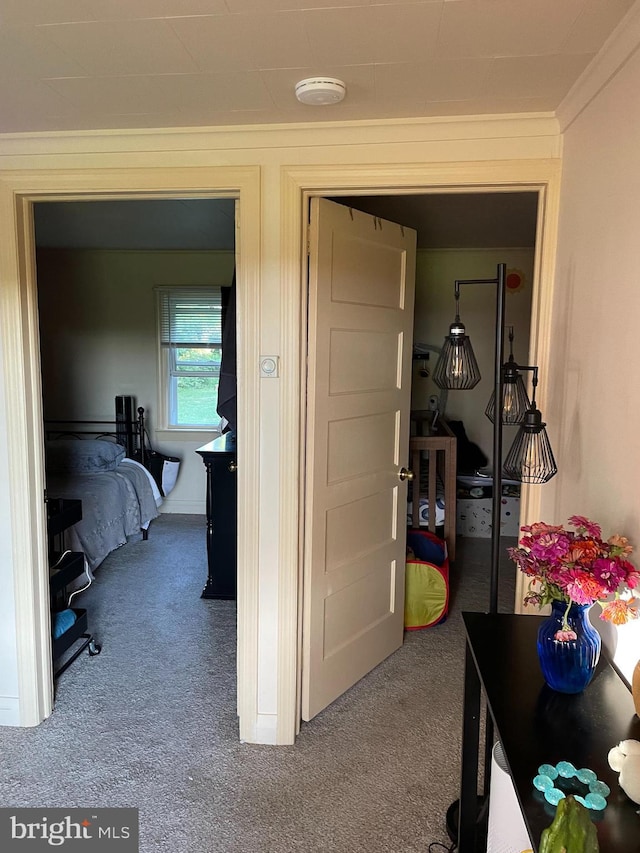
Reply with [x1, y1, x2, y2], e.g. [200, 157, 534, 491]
[196, 433, 237, 600]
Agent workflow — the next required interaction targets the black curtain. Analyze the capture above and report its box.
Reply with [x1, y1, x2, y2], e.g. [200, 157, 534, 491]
[216, 270, 236, 433]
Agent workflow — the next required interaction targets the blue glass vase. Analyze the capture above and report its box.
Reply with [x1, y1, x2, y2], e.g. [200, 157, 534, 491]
[537, 601, 601, 694]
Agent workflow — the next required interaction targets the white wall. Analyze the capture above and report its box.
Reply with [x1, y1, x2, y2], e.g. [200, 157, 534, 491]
[412, 248, 534, 466]
[37, 248, 236, 513]
[546, 41, 640, 682]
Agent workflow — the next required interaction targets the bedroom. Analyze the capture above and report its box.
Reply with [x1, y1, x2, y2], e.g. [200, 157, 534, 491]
[35, 197, 237, 675]
[33, 189, 536, 705]
[35, 197, 237, 519]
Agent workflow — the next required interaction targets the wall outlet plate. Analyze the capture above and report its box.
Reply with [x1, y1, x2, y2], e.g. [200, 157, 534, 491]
[259, 356, 279, 378]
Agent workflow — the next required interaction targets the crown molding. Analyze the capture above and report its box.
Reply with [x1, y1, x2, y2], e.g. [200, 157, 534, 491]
[0, 112, 559, 160]
[557, 0, 640, 132]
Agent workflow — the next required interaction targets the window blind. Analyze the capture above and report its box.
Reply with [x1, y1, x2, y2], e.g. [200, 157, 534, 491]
[157, 287, 222, 347]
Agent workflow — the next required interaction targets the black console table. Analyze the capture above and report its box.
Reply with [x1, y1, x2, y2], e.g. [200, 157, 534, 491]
[460, 612, 640, 852]
[196, 433, 237, 600]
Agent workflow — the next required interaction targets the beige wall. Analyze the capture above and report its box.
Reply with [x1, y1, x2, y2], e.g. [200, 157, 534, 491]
[546, 47, 640, 681]
[412, 248, 535, 466]
[37, 248, 235, 513]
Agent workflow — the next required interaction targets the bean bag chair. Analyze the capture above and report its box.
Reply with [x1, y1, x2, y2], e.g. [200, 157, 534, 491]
[405, 529, 449, 630]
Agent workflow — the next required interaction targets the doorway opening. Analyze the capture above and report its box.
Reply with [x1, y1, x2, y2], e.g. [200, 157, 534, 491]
[4, 165, 262, 738]
[300, 187, 540, 725]
[34, 195, 238, 703]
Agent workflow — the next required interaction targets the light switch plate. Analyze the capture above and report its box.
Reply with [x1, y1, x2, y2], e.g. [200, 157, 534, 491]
[259, 355, 279, 378]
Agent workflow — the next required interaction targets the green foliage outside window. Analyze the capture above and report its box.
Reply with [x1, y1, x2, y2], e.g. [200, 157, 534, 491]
[173, 347, 222, 426]
[176, 376, 219, 426]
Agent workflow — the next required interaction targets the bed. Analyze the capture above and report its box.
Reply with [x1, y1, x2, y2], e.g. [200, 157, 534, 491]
[45, 408, 162, 573]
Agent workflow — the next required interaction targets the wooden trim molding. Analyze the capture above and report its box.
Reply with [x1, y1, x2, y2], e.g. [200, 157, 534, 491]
[0, 186, 53, 726]
[279, 159, 563, 729]
[276, 170, 305, 744]
[0, 114, 560, 161]
[0, 166, 262, 738]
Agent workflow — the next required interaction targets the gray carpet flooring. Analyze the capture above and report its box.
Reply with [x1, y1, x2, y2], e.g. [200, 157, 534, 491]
[0, 515, 517, 852]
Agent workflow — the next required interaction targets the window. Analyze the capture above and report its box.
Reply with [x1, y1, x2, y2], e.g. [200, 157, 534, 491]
[157, 287, 222, 428]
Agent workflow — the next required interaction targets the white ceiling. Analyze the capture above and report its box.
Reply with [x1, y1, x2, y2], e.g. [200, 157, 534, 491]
[1, 0, 635, 135]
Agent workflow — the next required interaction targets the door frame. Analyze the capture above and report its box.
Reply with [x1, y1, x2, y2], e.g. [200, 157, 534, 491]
[280, 160, 562, 737]
[0, 166, 261, 738]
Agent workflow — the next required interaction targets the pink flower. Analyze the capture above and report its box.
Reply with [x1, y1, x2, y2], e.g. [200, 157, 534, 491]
[568, 516, 602, 538]
[625, 569, 640, 589]
[563, 570, 603, 604]
[593, 557, 627, 592]
[529, 532, 571, 563]
[618, 559, 638, 582]
[554, 629, 578, 642]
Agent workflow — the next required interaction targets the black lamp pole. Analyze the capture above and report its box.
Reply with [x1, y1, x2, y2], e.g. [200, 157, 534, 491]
[440, 263, 506, 850]
[446, 263, 507, 614]
[489, 263, 506, 615]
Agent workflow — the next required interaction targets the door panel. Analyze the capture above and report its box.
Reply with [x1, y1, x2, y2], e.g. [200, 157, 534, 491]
[327, 411, 397, 482]
[330, 233, 407, 307]
[325, 491, 395, 571]
[302, 197, 416, 721]
[323, 560, 397, 656]
[328, 329, 400, 394]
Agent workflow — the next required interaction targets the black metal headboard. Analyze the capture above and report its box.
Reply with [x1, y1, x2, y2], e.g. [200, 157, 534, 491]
[44, 402, 146, 465]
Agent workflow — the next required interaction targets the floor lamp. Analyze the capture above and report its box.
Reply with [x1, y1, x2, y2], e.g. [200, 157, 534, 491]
[433, 262, 507, 614]
[433, 262, 558, 848]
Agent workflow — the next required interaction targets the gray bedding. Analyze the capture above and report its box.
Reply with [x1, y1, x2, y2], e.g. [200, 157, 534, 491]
[47, 461, 160, 571]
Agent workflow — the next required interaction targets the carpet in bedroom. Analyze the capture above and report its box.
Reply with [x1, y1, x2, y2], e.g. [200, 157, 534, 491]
[0, 514, 517, 853]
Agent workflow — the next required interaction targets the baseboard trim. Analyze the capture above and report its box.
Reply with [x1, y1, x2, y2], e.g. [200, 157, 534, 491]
[159, 500, 205, 515]
[241, 712, 278, 745]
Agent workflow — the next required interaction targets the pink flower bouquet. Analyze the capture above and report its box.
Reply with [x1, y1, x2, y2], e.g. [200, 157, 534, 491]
[509, 516, 639, 639]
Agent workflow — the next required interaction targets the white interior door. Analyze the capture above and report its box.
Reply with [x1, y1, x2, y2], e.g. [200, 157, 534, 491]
[302, 197, 417, 721]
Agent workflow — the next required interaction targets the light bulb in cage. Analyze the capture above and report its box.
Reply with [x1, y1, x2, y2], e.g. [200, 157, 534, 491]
[433, 317, 481, 390]
[485, 356, 531, 424]
[504, 406, 557, 484]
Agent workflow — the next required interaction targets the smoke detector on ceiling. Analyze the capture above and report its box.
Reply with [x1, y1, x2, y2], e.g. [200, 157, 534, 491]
[295, 77, 346, 106]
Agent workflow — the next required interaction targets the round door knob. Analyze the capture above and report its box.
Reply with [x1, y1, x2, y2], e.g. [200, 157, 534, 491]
[229, 460, 238, 473]
[398, 467, 414, 481]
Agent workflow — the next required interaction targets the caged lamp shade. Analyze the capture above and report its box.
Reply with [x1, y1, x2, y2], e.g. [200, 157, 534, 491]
[503, 405, 558, 484]
[433, 318, 481, 390]
[485, 356, 531, 424]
